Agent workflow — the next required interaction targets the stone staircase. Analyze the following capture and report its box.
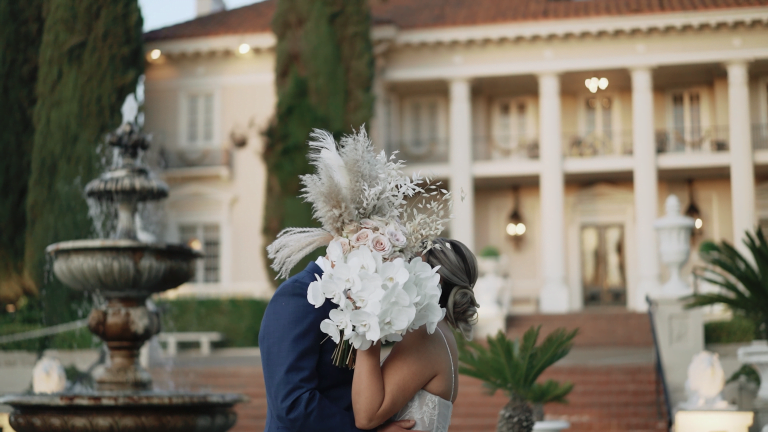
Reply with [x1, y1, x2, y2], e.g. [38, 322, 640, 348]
[450, 366, 667, 432]
[150, 310, 669, 431]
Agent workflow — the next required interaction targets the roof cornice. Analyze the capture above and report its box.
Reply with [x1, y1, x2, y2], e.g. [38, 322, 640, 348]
[388, 7, 768, 47]
[145, 7, 768, 58]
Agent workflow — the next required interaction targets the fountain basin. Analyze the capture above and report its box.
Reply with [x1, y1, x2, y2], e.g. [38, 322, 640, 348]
[46, 240, 201, 298]
[0, 392, 247, 432]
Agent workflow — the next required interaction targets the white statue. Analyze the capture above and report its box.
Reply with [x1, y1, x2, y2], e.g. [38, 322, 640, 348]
[473, 256, 508, 339]
[679, 351, 732, 410]
[32, 357, 67, 394]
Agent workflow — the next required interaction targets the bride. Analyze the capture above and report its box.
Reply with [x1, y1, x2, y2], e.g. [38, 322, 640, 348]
[351, 238, 479, 432]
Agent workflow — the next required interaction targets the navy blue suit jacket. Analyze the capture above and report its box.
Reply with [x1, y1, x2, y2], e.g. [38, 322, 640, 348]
[260, 261, 368, 432]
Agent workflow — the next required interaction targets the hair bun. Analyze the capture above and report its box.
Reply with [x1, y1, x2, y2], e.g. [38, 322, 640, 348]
[446, 287, 479, 341]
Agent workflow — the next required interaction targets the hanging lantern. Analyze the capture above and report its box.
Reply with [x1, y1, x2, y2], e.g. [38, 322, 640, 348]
[685, 179, 703, 236]
[506, 187, 526, 240]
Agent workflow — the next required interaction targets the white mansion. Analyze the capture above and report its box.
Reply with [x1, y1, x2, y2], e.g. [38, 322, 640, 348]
[143, 0, 768, 314]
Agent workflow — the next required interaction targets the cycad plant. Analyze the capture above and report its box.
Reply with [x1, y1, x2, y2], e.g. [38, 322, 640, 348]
[686, 228, 768, 340]
[458, 326, 578, 432]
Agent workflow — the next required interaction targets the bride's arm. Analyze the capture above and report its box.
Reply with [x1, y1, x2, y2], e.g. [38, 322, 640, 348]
[352, 328, 437, 430]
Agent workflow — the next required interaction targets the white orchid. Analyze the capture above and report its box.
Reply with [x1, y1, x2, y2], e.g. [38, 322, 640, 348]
[307, 275, 325, 308]
[311, 235, 446, 363]
[351, 281, 385, 315]
[350, 310, 380, 345]
[320, 319, 340, 343]
[379, 259, 409, 288]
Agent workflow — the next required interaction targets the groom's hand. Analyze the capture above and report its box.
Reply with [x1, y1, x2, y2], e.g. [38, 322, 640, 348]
[377, 420, 425, 432]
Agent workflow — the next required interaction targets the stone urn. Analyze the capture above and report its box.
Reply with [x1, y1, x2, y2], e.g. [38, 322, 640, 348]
[654, 195, 695, 297]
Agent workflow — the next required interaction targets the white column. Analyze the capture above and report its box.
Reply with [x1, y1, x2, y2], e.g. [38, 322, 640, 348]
[537, 73, 569, 313]
[727, 61, 755, 256]
[372, 78, 388, 152]
[631, 67, 660, 310]
[449, 78, 475, 251]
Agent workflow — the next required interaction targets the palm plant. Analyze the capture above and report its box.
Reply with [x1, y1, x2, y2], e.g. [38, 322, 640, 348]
[458, 326, 578, 432]
[686, 228, 768, 340]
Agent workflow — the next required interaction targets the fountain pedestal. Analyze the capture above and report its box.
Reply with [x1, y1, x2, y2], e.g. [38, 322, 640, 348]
[0, 124, 245, 432]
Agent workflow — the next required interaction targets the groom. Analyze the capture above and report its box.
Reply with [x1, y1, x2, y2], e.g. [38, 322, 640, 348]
[260, 260, 420, 432]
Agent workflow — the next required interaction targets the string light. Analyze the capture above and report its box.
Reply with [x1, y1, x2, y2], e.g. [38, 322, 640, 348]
[238, 43, 251, 54]
[149, 49, 161, 60]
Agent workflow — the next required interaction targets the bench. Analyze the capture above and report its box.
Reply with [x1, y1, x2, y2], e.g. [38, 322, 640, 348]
[157, 332, 223, 357]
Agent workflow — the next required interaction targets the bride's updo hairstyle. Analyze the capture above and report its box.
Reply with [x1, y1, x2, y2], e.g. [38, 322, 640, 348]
[424, 238, 479, 340]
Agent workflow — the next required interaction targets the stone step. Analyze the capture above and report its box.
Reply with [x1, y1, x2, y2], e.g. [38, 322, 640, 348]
[151, 361, 667, 432]
[506, 311, 654, 347]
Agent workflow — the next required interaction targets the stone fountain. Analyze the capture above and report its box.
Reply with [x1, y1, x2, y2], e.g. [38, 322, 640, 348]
[0, 124, 246, 432]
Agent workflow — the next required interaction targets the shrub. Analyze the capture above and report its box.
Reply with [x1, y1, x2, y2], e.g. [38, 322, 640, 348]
[479, 246, 501, 258]
[157, 298, 269, 348]
[704, 315, 756, 344]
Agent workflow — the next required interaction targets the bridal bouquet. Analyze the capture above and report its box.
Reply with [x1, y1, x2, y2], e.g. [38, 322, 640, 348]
[267, 128, 452, 368]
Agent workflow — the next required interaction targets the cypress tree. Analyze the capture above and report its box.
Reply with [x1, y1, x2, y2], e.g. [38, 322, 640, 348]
[264, 0, 374, 280]
[24, 0, 144, 324]
[0, 1, 43, 305]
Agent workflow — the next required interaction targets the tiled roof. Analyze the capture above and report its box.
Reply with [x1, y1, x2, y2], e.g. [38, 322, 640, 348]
[145, 0, 768, 42]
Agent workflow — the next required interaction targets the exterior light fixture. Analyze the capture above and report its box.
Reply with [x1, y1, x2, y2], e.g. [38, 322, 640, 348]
[188, 238, 203, 251]
[506, 187, 526, 241]
[149, 49, 162, 60]
[238, 43, 251, 54]
[685, 179, 703, 235]
[584, 76, 609, 93]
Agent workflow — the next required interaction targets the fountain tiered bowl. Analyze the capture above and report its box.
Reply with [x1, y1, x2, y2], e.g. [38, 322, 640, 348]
[0, 124, 246, 432]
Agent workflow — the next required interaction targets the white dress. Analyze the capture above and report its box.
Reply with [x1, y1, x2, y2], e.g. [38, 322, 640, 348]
[389, 327, 455, 432]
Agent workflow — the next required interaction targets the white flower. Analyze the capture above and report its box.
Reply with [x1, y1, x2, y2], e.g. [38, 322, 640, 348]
[330, 261, 362, 293]
[307, 276, 325, 308]
[347, 245, 378, 274]
[315, 256, 333, 274]
[319, 274, 347, 305]
[327, 240, 346, 263]
[350, 310, 380, 346]
[329, 308, 354, 334]
[385, 225, 407, 248]
[411, 302, 445, 334]
[351, 281, 385, 315]
[351, 229, 374, 247]
[320, 319, 340, 343]
[348, 331, 373, 350]
[379, 304, 415, 334]
[380, 259, 409, 288]
[359, 219, 376, 230]
[369, 233, 392, 257]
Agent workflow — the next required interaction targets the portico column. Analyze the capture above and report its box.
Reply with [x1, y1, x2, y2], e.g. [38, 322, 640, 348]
[727, 61, 755, 257]
[631, 67, 659, 310]
[449, 78, 475, 251]
[372, 78, 388, 152]
[537, 73, 569, 313]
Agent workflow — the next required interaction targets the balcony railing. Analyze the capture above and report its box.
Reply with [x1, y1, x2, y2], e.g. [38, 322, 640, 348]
[158, 146, 233, 170]
[754, 124, 768, 151]
[473, 135, 539, 161]
[386, 139, 449, 164]
[655, 126, 729, 154]
[564, 130, 632, 158]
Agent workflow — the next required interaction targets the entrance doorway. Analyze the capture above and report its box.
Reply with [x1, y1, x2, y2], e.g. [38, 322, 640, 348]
[581, 224, 626, 307]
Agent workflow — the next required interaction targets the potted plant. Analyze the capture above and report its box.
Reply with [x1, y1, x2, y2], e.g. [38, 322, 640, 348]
[478, 245, 502, 276]
[458, 326, 578, 432]
[685, 228, 768, 403]
[686, 228, 768, 339]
